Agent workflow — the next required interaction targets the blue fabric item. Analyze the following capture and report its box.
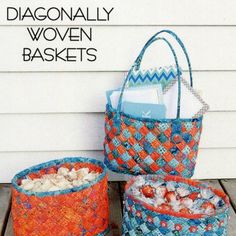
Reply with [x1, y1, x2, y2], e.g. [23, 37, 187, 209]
[122, 101, 166, 119]
[127, 66, 179, 89]
[11, 157, 107, 197]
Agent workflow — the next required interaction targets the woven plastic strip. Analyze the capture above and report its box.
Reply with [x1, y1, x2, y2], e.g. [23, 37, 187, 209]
[104, 30, 203, 178]
[122, 175, 230, 236]
[11, 157, 109, 236]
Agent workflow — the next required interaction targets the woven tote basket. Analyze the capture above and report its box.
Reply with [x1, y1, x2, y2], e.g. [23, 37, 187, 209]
[122, 175, 230, 236]
[104, 30, 203, 178]
[11, 157, 109, 236]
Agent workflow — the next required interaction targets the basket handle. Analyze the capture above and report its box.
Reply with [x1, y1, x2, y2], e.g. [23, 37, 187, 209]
[115, 36, 182, 129]
[136, 29, 193, 87]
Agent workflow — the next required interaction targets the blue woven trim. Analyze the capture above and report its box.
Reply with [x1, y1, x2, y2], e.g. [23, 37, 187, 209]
[11, 157, 107, 197]
[106, 104, 203, 123]
[97, 227, 110, 236]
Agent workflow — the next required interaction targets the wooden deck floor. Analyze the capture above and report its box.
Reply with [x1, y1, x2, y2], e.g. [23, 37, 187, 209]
[1, 180, 236, 236]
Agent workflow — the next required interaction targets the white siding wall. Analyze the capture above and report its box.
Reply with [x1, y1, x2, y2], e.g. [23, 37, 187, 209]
[0, 0, 236, 182]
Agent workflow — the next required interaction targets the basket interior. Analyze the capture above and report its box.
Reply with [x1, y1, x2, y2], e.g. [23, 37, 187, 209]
[12, 157, 106, 196]
[18, 162, 103, 185]
[125, 175, 229, 219]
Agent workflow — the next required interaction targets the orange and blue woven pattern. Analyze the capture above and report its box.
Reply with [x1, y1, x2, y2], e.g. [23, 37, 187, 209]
[104, 105, 202, 178]
[104, 30, 204, 178]
[11, 157, 109, 236]
[122, 175, 229, 236]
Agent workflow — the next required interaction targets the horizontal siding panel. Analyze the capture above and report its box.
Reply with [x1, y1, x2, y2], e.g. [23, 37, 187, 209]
[0, 148, 235, 183]
[0, 150, 126, 182]
[1, 27, 236, 71]
[1, 0, 236, 26]
[0, 71, 235, 113]
[193, 149, 236, 179]
[0, 112, 234, 151]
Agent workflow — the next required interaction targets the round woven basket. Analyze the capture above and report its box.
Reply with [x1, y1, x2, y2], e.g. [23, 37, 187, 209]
[122, 175, 230, 236]
[11, 157, 109, 236]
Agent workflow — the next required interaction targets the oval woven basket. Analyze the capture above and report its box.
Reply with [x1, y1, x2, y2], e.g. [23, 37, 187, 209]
[122, 175, 229, 236]
[11, 157, 109, 236]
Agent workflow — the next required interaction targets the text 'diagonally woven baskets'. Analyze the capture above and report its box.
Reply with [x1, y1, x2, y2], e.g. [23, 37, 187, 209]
[122, 175, 229, 236]
[11, 157, 109, 236]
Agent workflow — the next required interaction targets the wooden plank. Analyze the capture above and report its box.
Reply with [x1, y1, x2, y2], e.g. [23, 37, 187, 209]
[0, 184, 11, 235]
[0, 71, 235, 113]
[119, 182, 126, 210]
[1, 0, 236, 26]
[4, 214, 13, 236]
[205, 180, 236, 236]
[220, 179, 236, 210]
[0, 112, 234, 152]
[108, 182, 122, 236]
[0, 27, 236, 71]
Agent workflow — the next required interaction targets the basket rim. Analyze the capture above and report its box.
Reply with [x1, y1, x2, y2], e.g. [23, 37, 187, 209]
[106, 104, 203, 123]
[125, 175, 230, 220]
[11, 157, 107, 197]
